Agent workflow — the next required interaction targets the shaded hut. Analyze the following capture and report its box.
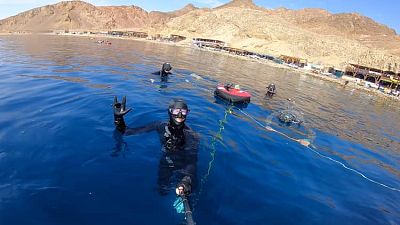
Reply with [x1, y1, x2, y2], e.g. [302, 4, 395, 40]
[344, 63, 400, 90]
[279, 55, 307, 67]
[170, 34, 186, 42]
[124, 31, 148, 38]
[108, 31, 124, 36]
[192, 38, 225, 48]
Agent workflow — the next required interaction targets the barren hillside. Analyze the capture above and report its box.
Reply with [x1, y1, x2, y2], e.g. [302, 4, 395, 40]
[163, 5, 400, 68]
[0, 1, 182, 31]
[270, 8, 396, 37]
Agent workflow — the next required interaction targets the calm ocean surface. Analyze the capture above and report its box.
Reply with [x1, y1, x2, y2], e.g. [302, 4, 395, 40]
[0, 35, 399, 225]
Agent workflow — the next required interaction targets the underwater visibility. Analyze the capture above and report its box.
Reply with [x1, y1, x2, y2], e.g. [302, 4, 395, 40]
[0, 35, 399, 225]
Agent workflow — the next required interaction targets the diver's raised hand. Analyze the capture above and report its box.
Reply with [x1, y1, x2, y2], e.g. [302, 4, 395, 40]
[113, 96, 132, 131]
[114, 96, 132, 116]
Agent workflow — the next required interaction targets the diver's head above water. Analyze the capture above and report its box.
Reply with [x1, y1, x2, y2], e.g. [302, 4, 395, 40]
[161, 63, 172, 75]
[266, 83, 276, 95]
[168, 99, 189, 128]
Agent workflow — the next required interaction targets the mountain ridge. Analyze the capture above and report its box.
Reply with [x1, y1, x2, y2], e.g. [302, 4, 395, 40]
[215, 0, 260, 10]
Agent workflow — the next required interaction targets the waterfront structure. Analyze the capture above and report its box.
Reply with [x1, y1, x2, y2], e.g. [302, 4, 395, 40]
[149, 34, 162, 40]
[108, 31, 124, 36]
[279, 55, 307, 67]
[170, 34, 186, 42]
[192, 38, 226, 47]
[344, 63, 400, 90]
[147, 34, 186, 42]
[124, 31, 148, 38]
[193, 42, 275, 60]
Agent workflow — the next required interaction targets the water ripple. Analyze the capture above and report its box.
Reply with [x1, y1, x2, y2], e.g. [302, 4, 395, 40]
[0, 35, 399, 225]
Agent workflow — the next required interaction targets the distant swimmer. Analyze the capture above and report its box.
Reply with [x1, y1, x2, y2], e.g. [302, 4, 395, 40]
[264, 98, 314, 147]
[278, 109, 303, 125]
[266, 83, 276, 96]
[160, 62, 172, 77]
[96, 40, 112, 45]
[151, 63, 172, 82]
[278, 98, 303, 125]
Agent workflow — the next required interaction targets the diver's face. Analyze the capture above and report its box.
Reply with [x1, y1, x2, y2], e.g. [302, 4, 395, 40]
[170, 108, 188, 124]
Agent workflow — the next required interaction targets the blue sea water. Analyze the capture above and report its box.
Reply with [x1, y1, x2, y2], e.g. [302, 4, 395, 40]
[0, 35, 399, 225]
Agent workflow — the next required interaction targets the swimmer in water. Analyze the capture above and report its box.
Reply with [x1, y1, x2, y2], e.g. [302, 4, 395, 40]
[276, 98, 303, 125]
[113, 97, 199, 196]
[266, 83, 277, 96]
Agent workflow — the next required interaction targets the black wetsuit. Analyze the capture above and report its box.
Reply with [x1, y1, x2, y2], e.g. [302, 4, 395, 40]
[114, 121, 199, 195]
[160, 70, 171, 77]
[151, 70, 171, 82]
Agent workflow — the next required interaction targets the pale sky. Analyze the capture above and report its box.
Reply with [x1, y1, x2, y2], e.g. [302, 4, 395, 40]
[0, 0, 398, 34]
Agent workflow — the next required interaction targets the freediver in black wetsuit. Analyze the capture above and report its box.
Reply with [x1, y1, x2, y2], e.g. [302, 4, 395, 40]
[266, 83, 277, 96]
[278, 110, 303, 125]
[113, 96, 199, 196]
[151, 63, 172, 82]
[160, 62, 172, 78]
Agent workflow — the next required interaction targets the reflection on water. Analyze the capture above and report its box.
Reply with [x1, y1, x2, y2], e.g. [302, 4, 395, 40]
[19, 75, 88, 83]
[0, 35, 399, 225]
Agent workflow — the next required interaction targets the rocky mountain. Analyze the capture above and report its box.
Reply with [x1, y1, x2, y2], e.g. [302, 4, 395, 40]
[0, 0, 399, 69]
[147, 4, 199, 29]
[270, 8, 396, 36]
[0, 1, 150, 31]
[170, 4, 199, 17]
[215, 0, 260, 10]
[0, 1, 197, 31]
[163, 2, 400, 68]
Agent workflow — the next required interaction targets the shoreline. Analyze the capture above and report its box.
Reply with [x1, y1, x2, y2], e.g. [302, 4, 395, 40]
[1, 32, 399, 102]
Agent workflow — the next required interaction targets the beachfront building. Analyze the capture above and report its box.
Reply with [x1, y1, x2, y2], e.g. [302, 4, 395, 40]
[344, 63, 400, 91]
[149, 34, 170, 41]
[169, 34, 186, 42]
[108, 31, 124, 36]
[193, 41, 275, 60]
[279, 55, 307, 67]
[123, 31, 148, 38]
[149, 34, 162, 40]
[220, 47, 251, 56]
[53, 30, 68, 34]
[192, 38, 226, 48]
[147, 34, 186, 42]
[191, 37, 277, 61]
